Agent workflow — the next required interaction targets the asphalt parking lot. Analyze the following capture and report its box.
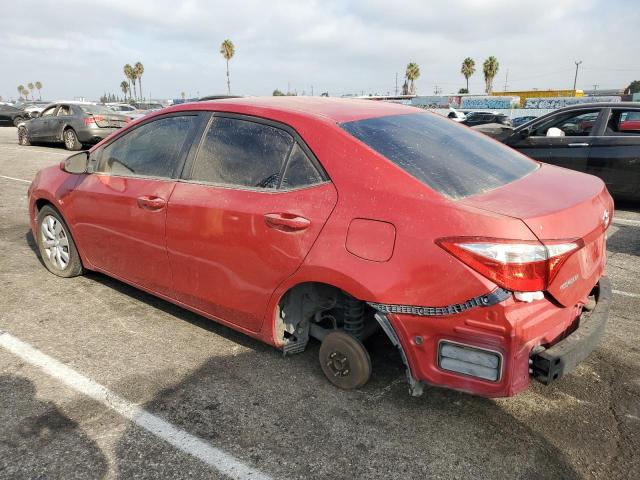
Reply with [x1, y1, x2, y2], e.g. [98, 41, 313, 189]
[0, 126, 639, 480]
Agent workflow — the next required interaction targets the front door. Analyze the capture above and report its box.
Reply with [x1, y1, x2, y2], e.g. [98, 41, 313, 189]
[509, 109, 604, 170]
[30, 105, 59, 141]
[166, 115, 337, 332]
[69, 113, 204, 296]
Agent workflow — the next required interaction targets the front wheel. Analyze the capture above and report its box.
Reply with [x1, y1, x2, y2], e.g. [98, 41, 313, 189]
[319, 331, 372, 389]
[36, 206, 83, 278]
[63, 128, 82, 151]
[18, 126, 31, 146]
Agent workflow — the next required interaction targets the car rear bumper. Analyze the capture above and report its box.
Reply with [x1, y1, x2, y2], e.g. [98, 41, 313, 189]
[76, 127, 118, 144]
[379, 278, 610, 398]
[530, 276, 611, 384]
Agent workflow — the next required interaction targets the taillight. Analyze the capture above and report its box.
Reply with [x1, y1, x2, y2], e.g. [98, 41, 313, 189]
[436, 237, 582, 291]
[83, 115, 104, 125]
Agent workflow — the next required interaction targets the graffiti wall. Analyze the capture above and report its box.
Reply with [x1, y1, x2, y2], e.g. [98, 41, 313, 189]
[461, 96, 520, 109]
[524, 96, 621, 109]
[410, 96, 452, 108]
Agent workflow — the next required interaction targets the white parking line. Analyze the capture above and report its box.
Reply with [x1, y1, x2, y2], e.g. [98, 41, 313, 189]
[1, 146, 68, 156]
[0, 174, 30, 183]
[0, 331, 273, 480]
[613, 218, 640, 227]
[613, 289, 640, 299]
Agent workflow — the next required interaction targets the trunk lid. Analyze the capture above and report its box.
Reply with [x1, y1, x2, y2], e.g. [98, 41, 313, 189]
[461, 163, 613, 306]
[89, 114, 128, 128]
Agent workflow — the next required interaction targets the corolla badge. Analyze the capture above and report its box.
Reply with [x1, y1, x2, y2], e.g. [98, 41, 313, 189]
[602, 209, 610, 228]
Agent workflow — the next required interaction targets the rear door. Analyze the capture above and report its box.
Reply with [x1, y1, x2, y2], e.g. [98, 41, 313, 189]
[166, 114, 337, 332]
[52, 104, 73, 140]
[587, 107, 640, 199]
[69, 112, 205, 296]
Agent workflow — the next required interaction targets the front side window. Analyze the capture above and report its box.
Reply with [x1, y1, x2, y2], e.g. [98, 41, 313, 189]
[41, 106, 57, 117]
[534, 110, 599, 137]
[97, 115, 197, 178]
[341, 112, 537, 200]
[190, 117, 294, 189]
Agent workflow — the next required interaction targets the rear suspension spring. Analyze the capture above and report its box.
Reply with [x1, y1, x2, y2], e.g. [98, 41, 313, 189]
[343, 295, 365, 339]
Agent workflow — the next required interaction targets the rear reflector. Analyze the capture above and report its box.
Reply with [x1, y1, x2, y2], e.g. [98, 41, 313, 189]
[436, 237, 582, 292]
[438, 341, 501, 381]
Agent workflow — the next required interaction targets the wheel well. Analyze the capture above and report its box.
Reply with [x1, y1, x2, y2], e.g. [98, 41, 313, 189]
[276, 282, 378, 355]
[35, 198, 54, 214]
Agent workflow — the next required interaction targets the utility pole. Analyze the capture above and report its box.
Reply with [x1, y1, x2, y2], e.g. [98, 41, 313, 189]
[503, 69, 509, 92]
[592, 84, 599, 91]
[433, 85, 442, 95]
[395, 72, 398, 96]
[311, 85, 314, 96]
[573, 60, 582, 91]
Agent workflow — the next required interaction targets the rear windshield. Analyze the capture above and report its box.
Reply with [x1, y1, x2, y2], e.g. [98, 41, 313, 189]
[80, 105, 115, 115]
[341, 112, 537, 199]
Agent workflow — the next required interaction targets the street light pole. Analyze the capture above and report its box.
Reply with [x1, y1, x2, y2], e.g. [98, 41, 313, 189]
[573, 60, 582, 91]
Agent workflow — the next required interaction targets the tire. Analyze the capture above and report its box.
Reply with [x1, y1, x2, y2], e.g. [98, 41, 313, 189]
[36, 205, 83, 278]
[63, 128, 82, 151]
[319, 331, 372, 390]
[13, 116, 24, 127]
[18, 126, 31, 146]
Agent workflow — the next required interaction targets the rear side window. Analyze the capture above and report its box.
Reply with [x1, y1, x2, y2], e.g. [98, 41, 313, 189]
[341, 112, 537, 200]
[190, 117, 294, 189]
[607, 110, 640, 135]
[98, 115, 197, 178]
[281, 143, 323, 189]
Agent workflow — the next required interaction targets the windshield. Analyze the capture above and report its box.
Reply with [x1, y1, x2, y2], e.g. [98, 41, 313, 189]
[80, 105, 118, 115]
[341, 112, 537, 200]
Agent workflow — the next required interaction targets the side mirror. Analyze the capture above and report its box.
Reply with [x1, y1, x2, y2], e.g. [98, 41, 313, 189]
[546, 127, 565, 137]
[518, 127, 532, 139]
[61, 151, 89, 174]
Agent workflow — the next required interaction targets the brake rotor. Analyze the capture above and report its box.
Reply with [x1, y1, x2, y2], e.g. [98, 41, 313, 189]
[319, 331, 372, 389]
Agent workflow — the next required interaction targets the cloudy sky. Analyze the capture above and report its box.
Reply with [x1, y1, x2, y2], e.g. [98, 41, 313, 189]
[1, 0, 638, 101]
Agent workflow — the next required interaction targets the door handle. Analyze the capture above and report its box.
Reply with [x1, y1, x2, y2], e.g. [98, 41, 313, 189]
[264, 213, 311, 231]
[568, 143, 590, 147]
[136, 195, 166, 211]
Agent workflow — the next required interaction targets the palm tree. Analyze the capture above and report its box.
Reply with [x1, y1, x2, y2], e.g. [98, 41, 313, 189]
[120, 81, 129, 101]
[405, 62, 420, 95]
[35, 81, 42, 100]
[134, 62, 144, 100]
[483, 56, 499, 94]
[461, 58, 475, 93]
[27, 82, 35, 100]
[124, 64, 137, 100]
[181, 91, 186, 102]
[17, 85, 25, 100]
[219, 39, 235, 94]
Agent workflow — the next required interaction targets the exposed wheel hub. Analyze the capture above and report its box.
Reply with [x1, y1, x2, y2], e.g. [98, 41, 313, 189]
[326, 351, 350, 377]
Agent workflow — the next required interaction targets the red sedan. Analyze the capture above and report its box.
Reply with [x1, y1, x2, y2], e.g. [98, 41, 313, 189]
[27, 97, 613, 398]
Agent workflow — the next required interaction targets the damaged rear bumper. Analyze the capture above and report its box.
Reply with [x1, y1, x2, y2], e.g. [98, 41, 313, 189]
[530, 277, 611, 385]
[373, 277, 611, 398]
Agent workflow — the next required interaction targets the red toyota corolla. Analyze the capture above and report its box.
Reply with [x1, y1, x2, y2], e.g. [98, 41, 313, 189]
[27, 97, 613, 397]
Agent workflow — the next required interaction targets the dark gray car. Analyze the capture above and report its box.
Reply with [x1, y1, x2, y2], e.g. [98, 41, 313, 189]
[17, 103, 129, 150]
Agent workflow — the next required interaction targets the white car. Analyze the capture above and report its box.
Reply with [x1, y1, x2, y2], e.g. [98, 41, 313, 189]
[105, 103, 145, 119]
[446, 108, 466, 122]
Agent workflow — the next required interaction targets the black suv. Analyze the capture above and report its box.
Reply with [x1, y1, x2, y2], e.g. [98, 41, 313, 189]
[504, 102, 640, 201]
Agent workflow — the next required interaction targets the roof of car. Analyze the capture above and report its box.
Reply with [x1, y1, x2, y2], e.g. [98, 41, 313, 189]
[168, 96, 418, 123]
[557, 101, 640, 110]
